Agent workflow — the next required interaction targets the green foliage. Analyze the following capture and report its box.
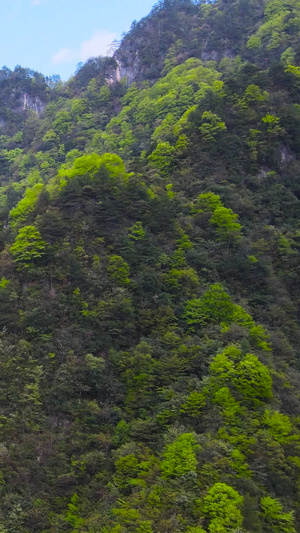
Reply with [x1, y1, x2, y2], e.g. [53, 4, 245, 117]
[195, 193, 242, 240]
[114, 454, 140, 489]
[163, 267, 199, 294]
[262, 410, 299, 444]
[65, 493, 85, 531]
[107, 255, 130, 286]
[210, 346, 273, 407]
[210, 206, 241, 241]
[199, 111, 227, 142]
[195, 192, 222, 212]
[213, 387, 242, 421]
[184, 284, 270, 349]
[59, 153, 103, 178]
[184, 284, 235, 326]
[101, 58, 221, 159]
[202, 483, 244, 533]
[56, 152, 129, 190]
[262, 114, 283, 137]
[161, 433, 200, 478]
[128, 221, 146, 241]
[0, 277, 10, 289]
[180, 391, 206, 417]
[285, 64, 300, 78]
[231, 353, 273, 405]
[10, 225, 48, 269]
[148, 141, 175, 174]
[53, 110, 72, 135]
[230, 448, 252, 478]
[10, 183, 43, 224]
[136, 521, 153, 533]
[248, 0, 300, 53]
[260, 496, 296, 533]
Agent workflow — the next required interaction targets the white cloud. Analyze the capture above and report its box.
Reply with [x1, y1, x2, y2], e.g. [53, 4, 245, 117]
[52, 31, 116, 65]
[31, 0, 42, 4]
[52, 48, 75, 64]
[79, 31, 116, 61]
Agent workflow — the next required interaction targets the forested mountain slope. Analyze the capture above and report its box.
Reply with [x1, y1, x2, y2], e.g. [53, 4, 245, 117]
[0, 0, 300, 531]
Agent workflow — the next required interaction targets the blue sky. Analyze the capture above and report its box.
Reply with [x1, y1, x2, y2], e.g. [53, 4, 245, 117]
[0, 0, 156, 80]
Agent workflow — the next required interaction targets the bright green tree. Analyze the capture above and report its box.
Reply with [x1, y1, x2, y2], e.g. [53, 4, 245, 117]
[195, 192, 222, 212]
[161, 433, 200, 478]
[10, 225, 48, 270]
[180, 391, 206, 417]
[107, 255, 130, 286]
[210, 206, 241, 240]
[199, 111, 227, 142]
[128, 221, 146, 240]
[10, 183, 44, 224]
[65, 493, 85, 531]
[232, 353, 273, 405]
[184, 285, 270, 349]
[148, 141, 175, 174]
[260, 496, 296, 533]
[202, 483, 244, 533]
[210, 346, 273, 406]
[184, 284, 235, 326]
[262, 410, 298, 444]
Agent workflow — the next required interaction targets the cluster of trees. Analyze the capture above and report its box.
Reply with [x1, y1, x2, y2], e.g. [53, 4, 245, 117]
[0, 0, 299, 531]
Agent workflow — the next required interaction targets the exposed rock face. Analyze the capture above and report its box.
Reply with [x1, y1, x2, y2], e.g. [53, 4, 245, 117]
[111, 56, 141, 86]
[201, 48, 235, 62]
[21, 93, 46, 115]
[110, 46, 236, 87]
[280, 144, 296, 165]
[108, 2, 199, 86]
[0, 93, 46, 130]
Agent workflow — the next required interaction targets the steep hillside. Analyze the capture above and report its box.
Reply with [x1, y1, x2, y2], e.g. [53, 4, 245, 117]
[0, 0, 300, 532]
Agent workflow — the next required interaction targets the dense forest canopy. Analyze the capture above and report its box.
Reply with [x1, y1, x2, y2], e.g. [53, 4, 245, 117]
[0, 0, 299, 531]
